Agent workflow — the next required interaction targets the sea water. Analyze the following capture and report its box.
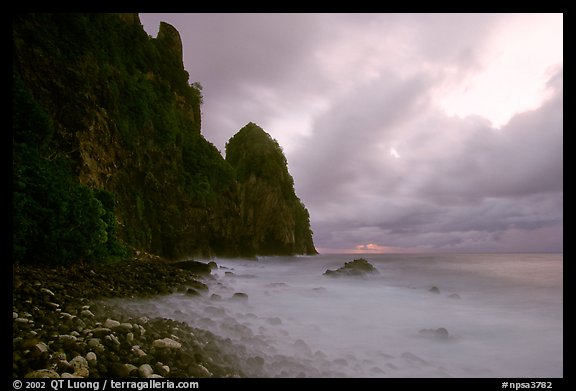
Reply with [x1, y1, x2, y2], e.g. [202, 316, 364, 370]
[116, 253, 562, 378]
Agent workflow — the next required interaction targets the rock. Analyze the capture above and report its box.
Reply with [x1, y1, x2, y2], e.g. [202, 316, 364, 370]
[13, 312, 18, 319]
[172, 260, 212, 275]
[194, 364, 212, 377]
[81, 310, 95, 318]
[117, 323, 133, 333]
[59, 335, 77, 344]
[88, 338, 102, 348]
[210, 294, 222, 301]
[109, 363, 131, 378]
[448, 293, 461, 299]
[153, 338, 181, 349]
[148, 374, 163, 378]
[137, 316, 150, 325]
[91, 328, 112, 338]
[126, 332, 134, 344]
[33, 342, 49, 355]
[188, 280, 209, 291]
[85, 352, 97, 365]
[267, 317, 282, 325]
[139, 364, 154, 378]
[323, 258, 379, 277]
[231, 292, 248, 301]
[185, 288, 200, 297]
[103, 319, 121, 329]
[40, 288, 55, 297]
[55, 360, 74, 375]
[154, 362, 170, 377]
[125, 364, 139, 376]
[429, 286, 440, 294]
[60, 312, 74, 321]
[25, 369, 60, 378]
[70, 356, 89, 377]
[207, 261, 218, 270]
[419, 327, 450, 339]
[132, 345, 147, 357]
[61, 373, 83, 378]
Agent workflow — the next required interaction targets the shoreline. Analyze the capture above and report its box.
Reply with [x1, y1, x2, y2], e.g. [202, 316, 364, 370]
[12, 255, 245, 378]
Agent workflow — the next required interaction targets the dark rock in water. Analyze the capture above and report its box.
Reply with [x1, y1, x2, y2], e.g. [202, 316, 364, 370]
[323, 258, 379, 277]
[207, 261, 218, 270]
[185, 288, 201, 297]
[418, 327, 450, 339]
[447, 293, 461, 299]
[429, 286, 440, 294]
[266, 317, 282, 325]
[224, 271, 236, 277]
[231, 292, 248, 301]
[172, 260, 212, 275]
[188, 280, 208, 291]
[210, 294, 222, 301]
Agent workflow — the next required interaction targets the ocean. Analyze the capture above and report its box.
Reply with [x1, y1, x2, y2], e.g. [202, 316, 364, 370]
[115, 253, 563, 378]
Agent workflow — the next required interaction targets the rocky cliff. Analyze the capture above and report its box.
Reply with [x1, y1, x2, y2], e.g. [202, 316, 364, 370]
[226, 123, 317, 256]
[12, 13, 316, 262]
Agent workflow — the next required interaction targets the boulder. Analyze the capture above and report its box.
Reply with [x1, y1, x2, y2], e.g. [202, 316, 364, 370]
[231, 292, 249, 301]
[323, 258, 379, 277]
[429, 286, 440, 294]
[172, 260, 212, 275]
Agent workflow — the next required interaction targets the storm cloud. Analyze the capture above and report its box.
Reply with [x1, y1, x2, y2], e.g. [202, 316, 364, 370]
[140, 13, 563, 253]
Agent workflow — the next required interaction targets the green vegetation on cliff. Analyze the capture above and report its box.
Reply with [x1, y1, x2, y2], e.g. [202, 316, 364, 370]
[226, 123, 317, 256]
[12, 13, 315, 264]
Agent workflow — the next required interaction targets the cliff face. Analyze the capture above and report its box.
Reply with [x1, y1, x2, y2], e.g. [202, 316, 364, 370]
[226, 123, 317, 256]
[12, 13, 316, 262]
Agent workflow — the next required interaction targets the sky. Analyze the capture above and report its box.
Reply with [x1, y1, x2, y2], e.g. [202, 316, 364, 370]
[140, 13, 563, 254]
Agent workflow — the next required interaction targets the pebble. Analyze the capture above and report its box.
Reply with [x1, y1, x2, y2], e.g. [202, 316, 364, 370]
[103, 319, 121, 329]
[61, 373, 83, 378]
[196, 364, 212, 377]
[139, 364, 154, 378]
[132, 345, 147, 357]
[40, 288, 56, 297]
[153, 338, 182, 349]
[70, 356, 89, 377]
[110, 363, 131, 378]
[154, 362, 170, 377]
[60, 312, 74, 320]
[125, 364, 139, 376]
[86, 352, 97, 364]
[91, 328, 112, 337]
[117, 323, 133, 332]
[34, 342, 49, 354]
[12, 259, 252, 379]
[59, 335, 77, 343]
[25, 369, 60, 378]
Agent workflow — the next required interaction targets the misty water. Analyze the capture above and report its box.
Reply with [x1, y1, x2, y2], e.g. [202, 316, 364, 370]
[113, 253, 562, 378]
